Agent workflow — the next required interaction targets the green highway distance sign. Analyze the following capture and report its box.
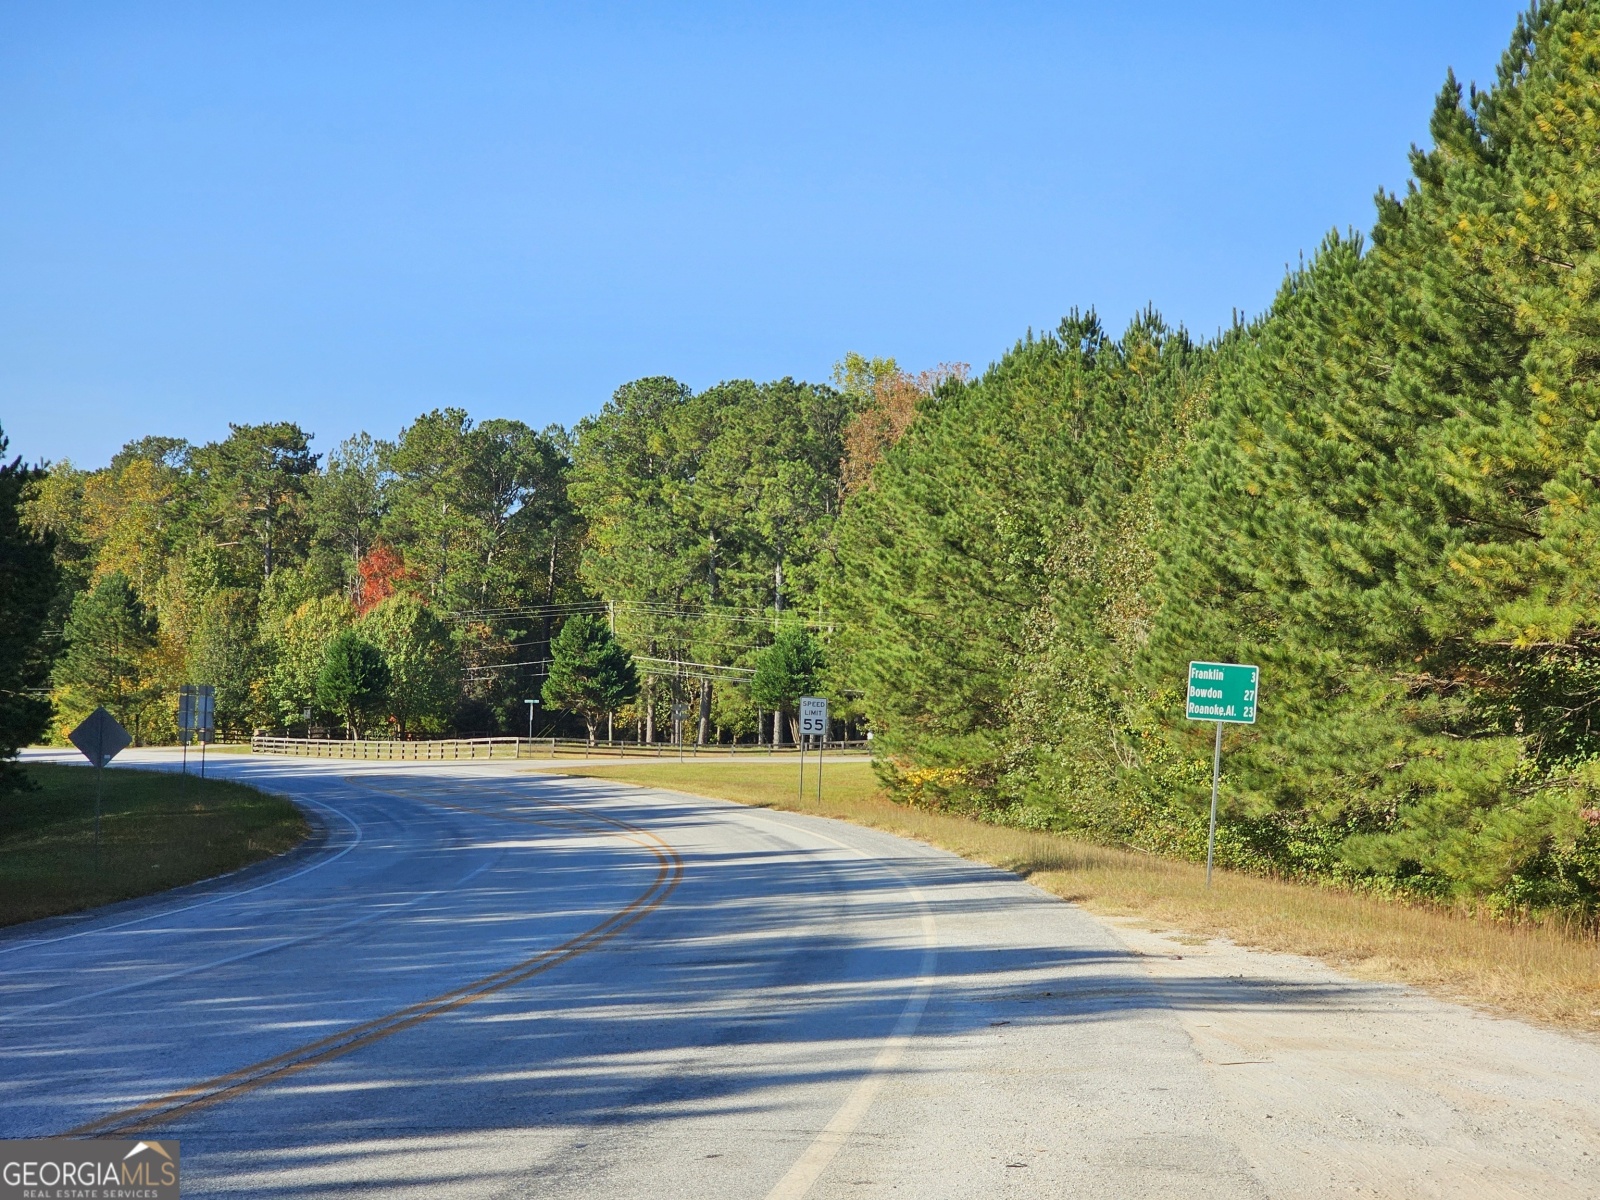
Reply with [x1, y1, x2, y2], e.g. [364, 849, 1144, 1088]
[1186, 662, 1259, 724]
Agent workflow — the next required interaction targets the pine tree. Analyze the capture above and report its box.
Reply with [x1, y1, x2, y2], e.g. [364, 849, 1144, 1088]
[750, 624, 824, 744]
[1149, 1, 1600, 900]
[829, 311, 1204, 810]
[0, 429, 58, 788]
[316, 631, 390, 739]
[542, 613, 638, 746]
[51, 573, 159, 743]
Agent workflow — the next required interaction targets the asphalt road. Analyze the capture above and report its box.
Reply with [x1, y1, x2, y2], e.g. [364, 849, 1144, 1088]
[4, 752, 1600, 1198]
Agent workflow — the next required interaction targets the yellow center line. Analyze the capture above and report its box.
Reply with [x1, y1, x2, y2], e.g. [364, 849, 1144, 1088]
[65, 775, 684, 1137]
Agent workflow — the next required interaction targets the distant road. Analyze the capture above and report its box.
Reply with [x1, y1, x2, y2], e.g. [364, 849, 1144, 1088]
[5, 751, 1598, 1198]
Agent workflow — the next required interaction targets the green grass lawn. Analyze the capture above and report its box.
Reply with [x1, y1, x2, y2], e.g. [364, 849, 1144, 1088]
[0, 764, 308, 927]
[558, 758, 882, 813]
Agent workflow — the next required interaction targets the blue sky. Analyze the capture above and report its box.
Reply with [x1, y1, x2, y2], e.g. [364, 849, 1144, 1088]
[1, 1, 1525, 467]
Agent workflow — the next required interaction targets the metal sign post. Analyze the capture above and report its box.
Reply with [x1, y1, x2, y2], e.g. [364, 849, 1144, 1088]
[177, 685, 195, 775]
[196, 685, 215, 778]
[1184, 662, 1259, 887]
[68, 707, 132, 870]
[799, 697, 828, 805]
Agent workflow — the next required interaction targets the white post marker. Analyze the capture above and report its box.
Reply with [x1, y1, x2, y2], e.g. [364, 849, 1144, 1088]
[799, 697, 828, 803]
[1185, 662, 1259, 887]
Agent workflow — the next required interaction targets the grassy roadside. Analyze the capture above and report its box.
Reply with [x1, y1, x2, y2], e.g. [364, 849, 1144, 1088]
[558, 759, 1600, 1034]
[0, 764, 308, 927]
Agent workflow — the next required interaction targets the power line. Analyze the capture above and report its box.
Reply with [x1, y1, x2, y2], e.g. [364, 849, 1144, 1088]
[633, 656, 756, 680]
[462, 658, 553, 674]
[450, 597, 830, 622]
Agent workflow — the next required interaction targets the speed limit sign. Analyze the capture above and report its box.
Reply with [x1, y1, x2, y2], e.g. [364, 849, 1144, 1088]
[799, 696, 828, 737]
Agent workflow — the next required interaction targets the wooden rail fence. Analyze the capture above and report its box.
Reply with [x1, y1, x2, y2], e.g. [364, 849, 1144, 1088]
[250, 735, 869, 761]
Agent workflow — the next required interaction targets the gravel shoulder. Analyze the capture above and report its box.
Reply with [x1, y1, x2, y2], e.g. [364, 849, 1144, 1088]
[1096, 916, 1600, 1198]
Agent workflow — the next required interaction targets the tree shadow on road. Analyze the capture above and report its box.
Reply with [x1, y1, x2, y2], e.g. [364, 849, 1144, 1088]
[6, 768, 1399, 1195]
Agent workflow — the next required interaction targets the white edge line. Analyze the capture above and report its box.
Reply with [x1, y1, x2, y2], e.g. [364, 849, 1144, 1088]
[0, 788, 363, 958]
[565, 775, 940, 1199]
[0, 856, 497, 1021]
[734, 810, 939, 1200]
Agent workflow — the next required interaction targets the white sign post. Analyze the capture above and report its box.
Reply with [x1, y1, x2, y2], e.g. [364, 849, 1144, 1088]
[799, 697, 828, 803]
[200, 684, 215, 776]
[178, 686, 193, 777]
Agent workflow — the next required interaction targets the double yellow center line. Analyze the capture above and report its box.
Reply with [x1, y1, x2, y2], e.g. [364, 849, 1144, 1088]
[67, 777, 683, 1136]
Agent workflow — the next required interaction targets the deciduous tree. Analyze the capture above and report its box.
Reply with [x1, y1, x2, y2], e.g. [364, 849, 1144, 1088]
[360, 595, 459, 737]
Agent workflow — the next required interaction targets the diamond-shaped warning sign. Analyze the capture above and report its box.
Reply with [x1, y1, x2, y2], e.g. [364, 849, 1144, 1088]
[69, 706, 131, 768]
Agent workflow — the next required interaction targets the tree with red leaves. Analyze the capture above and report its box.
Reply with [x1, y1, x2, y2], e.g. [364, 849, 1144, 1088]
[354, 542, 411, 615]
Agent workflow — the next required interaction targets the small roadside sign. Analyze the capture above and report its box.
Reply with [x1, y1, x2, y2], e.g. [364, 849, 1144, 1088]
[1185, 662, 1259, 724]
[69, 707, 131, 768]
[178, 684, 216, 744]
[797, 696, 829, 805]
[670, 700, 688, 758]
[197, 684, 215, 743]
[798, 697, 828, 738]
[69, 706, 131, 863]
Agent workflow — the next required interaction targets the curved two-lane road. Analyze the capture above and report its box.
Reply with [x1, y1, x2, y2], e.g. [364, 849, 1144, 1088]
[5, 753, 1600, 1198]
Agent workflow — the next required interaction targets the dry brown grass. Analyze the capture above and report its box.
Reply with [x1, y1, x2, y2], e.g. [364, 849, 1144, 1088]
[558, 758, 1600, 1033]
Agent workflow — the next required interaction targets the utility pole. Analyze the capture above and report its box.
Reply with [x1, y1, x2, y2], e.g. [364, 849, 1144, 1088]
[768, 560, 780, 748]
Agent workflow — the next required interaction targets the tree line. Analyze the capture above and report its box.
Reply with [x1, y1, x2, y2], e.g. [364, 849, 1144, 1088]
[827, 2, 1600, 913]
[3, 1, 1596, 911]
[15, 412, 578, 745]
[5, 374, 855, 752]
